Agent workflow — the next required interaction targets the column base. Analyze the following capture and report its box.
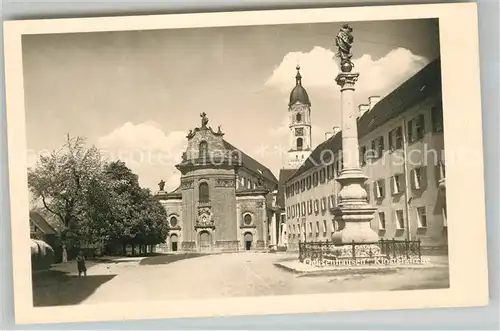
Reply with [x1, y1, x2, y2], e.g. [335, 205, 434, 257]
[332, 204, 379, 244]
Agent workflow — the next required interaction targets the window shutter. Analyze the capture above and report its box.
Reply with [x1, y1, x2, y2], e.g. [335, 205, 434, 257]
[420, 166, 428, 190]
[390, 176, 395, 195]
[407, 120, 414, 143]
[373, 181, 379, 199]
[388, 130, 393, 150]
[419, 114, 426, 134]
[410, 169, 416, 190]
[400, 174, 407, 193]
[434, 164, 441, 186]
[380, 179, 386, 197]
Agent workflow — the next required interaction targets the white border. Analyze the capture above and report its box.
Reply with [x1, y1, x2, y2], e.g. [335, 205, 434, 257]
[3, 3, 488, 324]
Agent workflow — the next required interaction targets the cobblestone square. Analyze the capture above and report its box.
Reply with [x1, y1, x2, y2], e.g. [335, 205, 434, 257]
[33, 253, 449, 306]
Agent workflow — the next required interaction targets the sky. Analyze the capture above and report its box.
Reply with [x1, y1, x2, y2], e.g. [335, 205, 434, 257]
[22, 18, 440, 192]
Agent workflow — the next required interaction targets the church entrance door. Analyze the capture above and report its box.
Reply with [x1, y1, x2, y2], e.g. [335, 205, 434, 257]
[171, 234, 178, 252]
[199, 231, 212, 252]
[244, 232, 253, 251]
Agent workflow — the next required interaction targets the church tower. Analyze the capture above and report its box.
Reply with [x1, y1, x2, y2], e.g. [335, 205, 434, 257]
[287, 65, 312, 169]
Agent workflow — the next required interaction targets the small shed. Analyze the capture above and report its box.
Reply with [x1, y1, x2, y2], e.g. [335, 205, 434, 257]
[29, 211, 62, 263]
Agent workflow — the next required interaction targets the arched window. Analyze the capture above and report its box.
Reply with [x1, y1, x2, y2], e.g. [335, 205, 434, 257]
[296, 137, 303, 151]
[199, 182, 209, 202]
[199, 141, 208, 158]
[243, 214, 252, 225]
[296, 113, 302, 122]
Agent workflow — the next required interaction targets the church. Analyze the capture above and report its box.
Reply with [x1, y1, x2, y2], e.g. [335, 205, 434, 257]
[156, 113, 279, 252]
[156, 65, 312, 253]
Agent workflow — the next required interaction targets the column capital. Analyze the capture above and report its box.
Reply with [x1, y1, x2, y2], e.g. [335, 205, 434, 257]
[335, 72, 360, 90]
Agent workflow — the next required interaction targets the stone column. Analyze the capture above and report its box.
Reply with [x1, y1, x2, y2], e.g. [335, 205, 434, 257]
[331, 73, 379, 244]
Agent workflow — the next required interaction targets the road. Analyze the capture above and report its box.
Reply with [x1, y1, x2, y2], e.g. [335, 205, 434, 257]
[71, 252, 449, 305]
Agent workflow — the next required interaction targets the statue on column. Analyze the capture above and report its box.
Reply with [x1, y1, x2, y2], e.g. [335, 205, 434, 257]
[335, 24, 355, 72]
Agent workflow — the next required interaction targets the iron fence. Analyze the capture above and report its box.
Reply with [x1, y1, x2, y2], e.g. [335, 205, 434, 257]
[298, 238, 422, 265]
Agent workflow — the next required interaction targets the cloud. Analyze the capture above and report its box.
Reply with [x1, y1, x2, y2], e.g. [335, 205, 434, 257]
[97, 122, 187, 192]
[265, 46, 429, 100]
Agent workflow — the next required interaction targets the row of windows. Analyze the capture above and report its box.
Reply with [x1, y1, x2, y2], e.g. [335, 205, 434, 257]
[286, 109, 444, 194]
[168, 214, 256, 227]
[288, 219, 337, 238]
[360, 109, 443, 164]
[368, 162, 445, 202]
[237, 176, 261, 190]
[198, 174, 268, 203]
[286, 195, 338, 219]
[287, 205, 447, 240]
[286, 161, 342, 198]
[286, 162, 445, 222]
[376, 205, 447, 230]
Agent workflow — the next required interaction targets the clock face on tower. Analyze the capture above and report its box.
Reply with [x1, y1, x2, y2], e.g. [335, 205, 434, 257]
[295, 128, 304, 136]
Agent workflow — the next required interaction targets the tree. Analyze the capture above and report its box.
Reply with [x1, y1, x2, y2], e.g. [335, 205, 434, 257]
[101, 161, 168, 255]
[28, 134, 104, 261]
[29, 137, 168, 259]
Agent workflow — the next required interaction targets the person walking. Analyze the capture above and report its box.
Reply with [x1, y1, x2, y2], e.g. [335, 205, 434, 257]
[76, 251, 87, 278]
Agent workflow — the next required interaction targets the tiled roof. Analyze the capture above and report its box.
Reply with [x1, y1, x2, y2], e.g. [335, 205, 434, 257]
[223, 140, 278, 185]
[29, 211, 57, 235]
[277, 169, 297, 208]
[287, 57, 441, 183]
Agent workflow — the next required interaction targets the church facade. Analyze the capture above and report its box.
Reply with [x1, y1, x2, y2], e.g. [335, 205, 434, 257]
[156, 113, 278, 253]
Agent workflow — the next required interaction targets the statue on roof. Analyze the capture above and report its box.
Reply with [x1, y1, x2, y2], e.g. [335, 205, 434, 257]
[335, 23, 355, 72]
[158, 179, 166, 192]
[257, 174, 264, 188]
[200, 112, 209, 128]
[217, 125, 222, 134]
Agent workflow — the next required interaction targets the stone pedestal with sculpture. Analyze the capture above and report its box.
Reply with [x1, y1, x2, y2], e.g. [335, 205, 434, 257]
[330, 24, 380, 258]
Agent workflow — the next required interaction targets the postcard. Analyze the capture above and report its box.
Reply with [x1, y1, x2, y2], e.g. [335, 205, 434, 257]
[3, 2, 488, 324]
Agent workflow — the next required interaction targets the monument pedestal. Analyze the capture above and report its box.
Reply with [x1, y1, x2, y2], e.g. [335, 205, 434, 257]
[331, 71, 379, 245]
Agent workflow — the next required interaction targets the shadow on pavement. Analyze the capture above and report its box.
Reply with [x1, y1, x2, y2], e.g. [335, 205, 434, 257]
[32, 270, 116, 307]
[140, 253, 215, 266]
[391, 274, 450, 291]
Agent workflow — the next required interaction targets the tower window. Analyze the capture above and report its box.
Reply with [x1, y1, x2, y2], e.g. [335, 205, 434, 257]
[199, 182, 209, 202]
[296, 137, 303, 151]
[296, 113, 302, 122]
[199, 141, 208, 158]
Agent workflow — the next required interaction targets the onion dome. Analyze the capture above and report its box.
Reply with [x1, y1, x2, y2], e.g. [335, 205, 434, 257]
[288, 65, 311, 106]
